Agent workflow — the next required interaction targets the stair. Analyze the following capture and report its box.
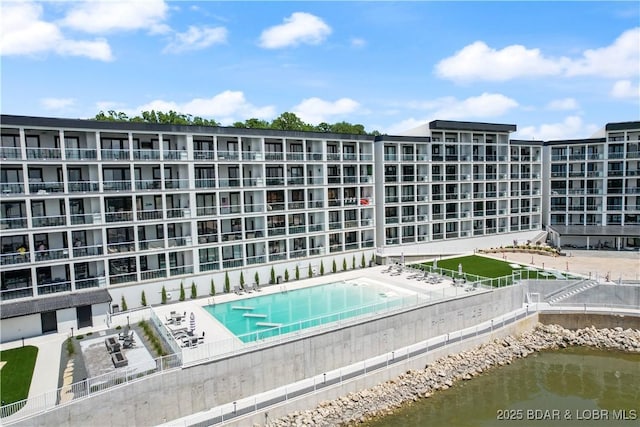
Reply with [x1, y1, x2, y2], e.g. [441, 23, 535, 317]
[547, 280, 598, 304]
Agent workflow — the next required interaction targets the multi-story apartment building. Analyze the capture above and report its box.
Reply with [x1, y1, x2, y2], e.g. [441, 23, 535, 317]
[544, 121, 640, 250]
[376, 120, 544, 253]
[0, 115, 376, 339]
[0, 114, 637, 340]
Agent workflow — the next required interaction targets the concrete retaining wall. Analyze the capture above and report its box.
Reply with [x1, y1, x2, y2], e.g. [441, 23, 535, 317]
[15, 285, 524, 426]
[539, 312, 640, 330]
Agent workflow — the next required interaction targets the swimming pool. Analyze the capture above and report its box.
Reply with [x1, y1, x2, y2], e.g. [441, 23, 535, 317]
[204, 281, 409, 343]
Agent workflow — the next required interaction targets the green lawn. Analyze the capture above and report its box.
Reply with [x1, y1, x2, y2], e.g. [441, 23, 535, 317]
[0, 345, 38, 408]
[422, 255, 517, 278]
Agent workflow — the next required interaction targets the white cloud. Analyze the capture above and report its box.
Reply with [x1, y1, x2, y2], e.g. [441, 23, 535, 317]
[350, 38, 366, 48]
[293, 97, 361, 124]
[163, 26, 227, 53]
[566, 28, 640, 79]
[135, 91, 277, 125]
[432, 93, 519, 119]
[436, 27, 639, 82]
[546, 98, 579, 111]
[435, 41, 566, 82]
[516, 116, 599, 141]
[61, 0, 170, 34]
[0, 2, 113, 61]
[610, 79, 640, 99]
[259, 12, 331, 49]
[41, 97, 75, 110]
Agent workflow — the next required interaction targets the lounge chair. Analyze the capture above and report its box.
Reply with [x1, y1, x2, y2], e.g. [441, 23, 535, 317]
[245, 284, 254, 293]
[254, 283, 262, 292]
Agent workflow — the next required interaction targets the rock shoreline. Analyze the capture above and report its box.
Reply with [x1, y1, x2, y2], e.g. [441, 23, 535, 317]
[266, 324, 640, 427]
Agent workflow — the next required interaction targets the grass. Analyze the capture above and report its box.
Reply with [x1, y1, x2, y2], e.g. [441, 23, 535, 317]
[422, 255, 517, 278]
[0, 346, 38, 407]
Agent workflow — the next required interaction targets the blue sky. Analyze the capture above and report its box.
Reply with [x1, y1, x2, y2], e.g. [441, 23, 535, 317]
[1, 1, 638, 139]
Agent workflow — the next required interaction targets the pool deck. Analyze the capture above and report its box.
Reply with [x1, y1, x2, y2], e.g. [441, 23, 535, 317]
[151, 264, 468, 349]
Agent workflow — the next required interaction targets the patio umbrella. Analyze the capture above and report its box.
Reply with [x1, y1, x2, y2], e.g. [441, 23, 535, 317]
[190, 312, 196, 332]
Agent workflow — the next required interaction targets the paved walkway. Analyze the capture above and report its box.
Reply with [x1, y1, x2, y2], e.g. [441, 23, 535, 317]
[481, 249, 640, 282]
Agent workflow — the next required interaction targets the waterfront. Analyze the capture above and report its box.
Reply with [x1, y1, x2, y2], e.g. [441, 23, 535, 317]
[364, 347, 639, 427]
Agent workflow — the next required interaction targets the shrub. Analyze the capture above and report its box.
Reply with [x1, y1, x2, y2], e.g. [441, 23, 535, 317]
[115, 325, 122, 330]
[270, 266, 276, 284]
[254, 271, 260, 285]
[284, 269, 289, 282]
[320, 261, 325, 275]
[352, 255, 356, 270]
[342, 258, 347, 271]
[295, 265, 300, 280]
[141, 290, 147, 307]
[210, 279, 216, 296]
[332, 260, 337, 273]
[121, 295, 128, 312]
[191, 282, 197, 299]
[224, 272, 230, 293]
[308, 263, 312, 278]
[66, 338, 75, 356]
[240, 272, 245, 289]
[179, 281, 185, 301]
[75, 335, 84, 340]
[161, 286, 167, 304]
[361, 253, 366, 268]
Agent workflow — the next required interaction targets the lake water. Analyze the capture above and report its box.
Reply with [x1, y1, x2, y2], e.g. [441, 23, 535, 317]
[365, 347, 639, 426]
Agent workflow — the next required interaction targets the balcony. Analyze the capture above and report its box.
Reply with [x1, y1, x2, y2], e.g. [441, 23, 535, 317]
[163, 150, 187, 160]
[0, 217, 27, 229]
[1, 252, 31, 266]
[32, 215, 66, 228]
[170, 265, 194, 276]
[103, 181, 131, 191]
[35, 248, 69, 261]
[26, 147, 62, 159]
[140, 269, 167, 281]
[194, 151, 216, 160]
[246, 255, 266, 265]
[106, 242, 135, 254]
[133, 149, 161, 160]
[69, 181, 100, 192]
[66, 148, 97, 160]
[75, 277, 102, 290]
[105, 211, 133, 223]
[1, 147, 21, 159]
[137, 209, 163, 221]
[288, 225, 306, 234]
[110, 273, 137, 284]
[101, 149, 129, 160]
[70, 213, 97, 225]
[139, 239, 165, 251]
[195, 178, 217, 189]
[37, 279, 71, 295]
[286, 152, 305, 161]
[264, 153, 284, 161]
[29, 182, 64, 194]
[73, 244, 103, 257]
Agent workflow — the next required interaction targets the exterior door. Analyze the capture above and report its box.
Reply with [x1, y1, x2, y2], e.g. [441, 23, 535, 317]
[41, 311, 58, 334]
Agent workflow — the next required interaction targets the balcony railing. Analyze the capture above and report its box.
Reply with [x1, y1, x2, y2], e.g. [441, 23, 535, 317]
[138, 209, 163, 221]
[1, 252, 31, 265]
[133, 149, 161, 160]
[26, 147, 62, 159]
[163, 150, 187, 160]
[140, 269, 166, 281]
[29, 182, 64, 194]
[73, 244, 103, 257]
[66, 148, 97, 160]
[32, 215, 66, 227]
[139, 239, 165, 251]
[101, 149, 130, 160]
[195, 178, 217, 189]
[68, 181, 99, 192]
[35, 248, 69, 261]
[75, 277, 101, 290]
[170, 265, 194, 276]
[1, 147, 21, 159]
[0, 217, 27, 229]
[37, 280, 71, 295]
[103, 181, 131, 191]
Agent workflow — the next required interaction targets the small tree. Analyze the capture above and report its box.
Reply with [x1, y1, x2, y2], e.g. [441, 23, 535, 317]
[254, 271, 260, 286]
[320, 261, 325, 275]
[270, 266, 276, 284]
[121, 295, 128, 311]
[332, 259, 337, 273]
[342, 258, 347, 271]
[352, 255, 356, 270]
[161, 286, 167, 304]
[141, 290, 147, 307]
[361, 253, 366, 268]
[210, 279, 216, 296]
[191, 281, 197, 299]
[284, 269, 289, 282]
[179, 281, 185, 301]
[224, 272, 230, 293]
[308, 263, 313, 278]
[295, 265, 300, 280]
[371, 253, 376, 266]
[240, 272, 245, 289]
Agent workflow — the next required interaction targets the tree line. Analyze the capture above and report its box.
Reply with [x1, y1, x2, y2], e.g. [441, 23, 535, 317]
[94, 110, 380, 135]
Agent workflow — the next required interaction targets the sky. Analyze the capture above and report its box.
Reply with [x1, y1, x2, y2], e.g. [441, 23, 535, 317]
[1, 1, 639, 140]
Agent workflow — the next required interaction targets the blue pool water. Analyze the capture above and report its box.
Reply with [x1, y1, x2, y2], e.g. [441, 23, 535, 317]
[204, 281, 407, 343]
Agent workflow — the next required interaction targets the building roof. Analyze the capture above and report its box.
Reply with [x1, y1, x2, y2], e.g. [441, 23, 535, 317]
[0, 114, 374, 142]
[544, 137, 606, 146]
[549, 225, 640, 237]
[428, 120, 517, 133]
[605, 121, 640, 132]
[0, 289, 112, 320]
